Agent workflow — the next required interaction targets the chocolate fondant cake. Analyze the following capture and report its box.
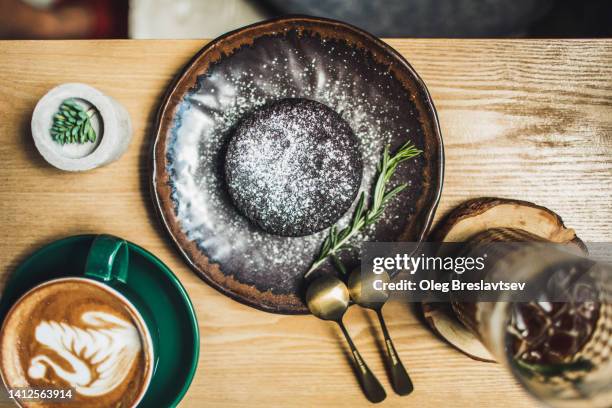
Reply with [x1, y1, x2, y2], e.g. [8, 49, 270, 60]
[224, 98, 363, 237]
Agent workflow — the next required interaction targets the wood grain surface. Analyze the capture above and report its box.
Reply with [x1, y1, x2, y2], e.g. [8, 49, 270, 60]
[0, 39, 610, 407]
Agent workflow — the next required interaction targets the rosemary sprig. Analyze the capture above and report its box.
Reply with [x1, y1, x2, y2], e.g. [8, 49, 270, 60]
[51, 99, 97, 145]
[304, 141, 422, 278]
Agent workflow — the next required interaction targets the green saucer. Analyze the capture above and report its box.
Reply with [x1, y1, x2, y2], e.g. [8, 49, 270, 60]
[0, 235, 199, 408]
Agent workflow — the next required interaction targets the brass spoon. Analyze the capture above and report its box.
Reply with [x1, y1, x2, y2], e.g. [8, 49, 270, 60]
[348, 269, 414, 396]
[306, 275, 387, 403]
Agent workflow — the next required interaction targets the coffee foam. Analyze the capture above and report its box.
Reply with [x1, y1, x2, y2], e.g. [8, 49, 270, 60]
[0, 278, 153, 408]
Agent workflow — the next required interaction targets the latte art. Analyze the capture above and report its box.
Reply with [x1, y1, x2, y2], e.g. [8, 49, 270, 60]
[0, 278, 153, 408]
[28, 311, 142, 397]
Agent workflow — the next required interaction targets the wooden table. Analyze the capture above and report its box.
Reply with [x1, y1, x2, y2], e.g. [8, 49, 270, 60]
[0, 39, 610, 407]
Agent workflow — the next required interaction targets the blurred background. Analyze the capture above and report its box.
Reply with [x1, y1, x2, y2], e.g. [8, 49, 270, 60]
[1, 0, 611, 39]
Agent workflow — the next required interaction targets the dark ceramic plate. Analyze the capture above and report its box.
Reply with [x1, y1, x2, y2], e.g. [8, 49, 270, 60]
[151, 16, 444, 314]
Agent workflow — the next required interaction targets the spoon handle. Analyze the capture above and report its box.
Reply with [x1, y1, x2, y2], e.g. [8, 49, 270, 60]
[375, 308, 414, 396]
[337, 320, 387, 403]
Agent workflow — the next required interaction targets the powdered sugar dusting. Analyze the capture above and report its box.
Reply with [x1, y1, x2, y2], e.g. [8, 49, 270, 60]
[225, 98, 362, 237]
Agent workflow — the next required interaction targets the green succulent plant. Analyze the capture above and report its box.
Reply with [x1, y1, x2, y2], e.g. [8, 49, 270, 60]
[51, 99, 97, 145]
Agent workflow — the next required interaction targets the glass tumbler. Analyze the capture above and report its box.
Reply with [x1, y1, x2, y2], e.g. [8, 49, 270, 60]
[450, 228, 612, 408]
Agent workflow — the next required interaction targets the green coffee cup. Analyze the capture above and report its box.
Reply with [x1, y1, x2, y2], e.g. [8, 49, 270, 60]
[0, 234, 199, 408]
